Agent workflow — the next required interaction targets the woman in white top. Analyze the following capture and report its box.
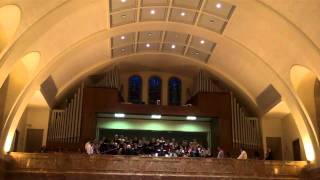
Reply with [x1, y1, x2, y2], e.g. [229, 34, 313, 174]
[237, 147, 248, 160]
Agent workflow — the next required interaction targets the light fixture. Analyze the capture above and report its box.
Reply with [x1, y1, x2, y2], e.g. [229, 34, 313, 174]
[150, 9, 156, 15]
[148, 33, 152, 37]
[120, 35, 125, 40]
[121, 48, 126, 52]
[114, 113, 126, 118]
[146, 43, 151, 47]
[195, 52, 199, 55]
[151, 114, 162, 119]
[121, 0, 127, 2]
[186, 116, 197, 120]
[180, 12, 186, 16]
[171, 44, 176, 49]
[216, 3, 222, 8]
[121, 14, 127, 18]
[200, 40, 205, 44]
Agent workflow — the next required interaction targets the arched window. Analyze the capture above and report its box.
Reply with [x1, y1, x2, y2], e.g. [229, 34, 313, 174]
[128, 75, 142, 104]
[168, 77, 182, 105]
[148, 76, 162, 104]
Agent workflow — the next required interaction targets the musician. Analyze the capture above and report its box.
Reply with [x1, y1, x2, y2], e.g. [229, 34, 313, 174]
[237, 147, 248, 160]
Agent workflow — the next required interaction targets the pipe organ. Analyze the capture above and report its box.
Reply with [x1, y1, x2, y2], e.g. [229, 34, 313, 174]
[47, 83, 84, 144]
[87, 66, 120, 89]
[231, 93, 261, 151]
[46, 68, 262, 155]
[191, 70, 226, 96]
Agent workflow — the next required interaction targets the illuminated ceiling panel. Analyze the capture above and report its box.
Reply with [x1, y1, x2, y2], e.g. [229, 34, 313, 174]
[109, 0, 235, 34]
[111, 30, 215, 63]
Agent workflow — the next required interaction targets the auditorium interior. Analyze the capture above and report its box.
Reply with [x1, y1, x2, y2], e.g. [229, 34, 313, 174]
[0, 0, 320, 179]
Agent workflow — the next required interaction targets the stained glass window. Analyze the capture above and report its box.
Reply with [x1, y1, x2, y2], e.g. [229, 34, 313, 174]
[168, 77, 181, 105]
[148, 76, 162, 104]
[128, 75, 142, 104]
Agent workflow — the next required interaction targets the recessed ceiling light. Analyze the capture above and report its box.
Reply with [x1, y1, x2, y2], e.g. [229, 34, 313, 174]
[121, 0, 127, 2]
[146, 43, 151, 47]
[150, 9, 156, 15]
[120, 36, 125, 40]
[121, 14, 126, 18]
[180, 12, 186, 16]
[216, 3, 222, 8]
[121, 48, 126, 52]
[200, 40, 205, 44]
[171, 44, 176, 49]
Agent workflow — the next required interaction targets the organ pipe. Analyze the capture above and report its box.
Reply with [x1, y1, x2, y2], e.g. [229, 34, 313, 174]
[230, 93, 261, 151]
[48, 83, 84, 144]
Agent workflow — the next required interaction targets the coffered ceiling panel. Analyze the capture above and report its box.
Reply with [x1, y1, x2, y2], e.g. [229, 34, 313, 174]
[140, 7, 167, 21]
[198, 14, 226, 33]
[138, 31, 162, 43]
[112, 44, 135, 57]
[111, 30, 216, 63]
[169, 8, 197, 25]
[190, 36, 215, 52]
[111, 9, 137, 27]
[110, 0, 137, 12]
[141, 0, 169, 7]
[137, 42, 160, 52]
[109, 0, 235, 34]
[186, 47, 210, 62]
[162, 43, 185, 55]
[204, 0, 235, 19]
[112, 32, 136, 47]
[164, 31, 189, 44]
[172, 0, 202, 10]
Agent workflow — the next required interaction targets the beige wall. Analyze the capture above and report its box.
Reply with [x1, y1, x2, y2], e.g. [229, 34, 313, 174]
[261, 114, 306, 160]
[0, 61, 29, 128]
[14, 106, 50, 152]
[120, 71, 193, 105]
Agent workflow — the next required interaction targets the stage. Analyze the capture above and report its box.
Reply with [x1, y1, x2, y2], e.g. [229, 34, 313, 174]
[3, 152, 315, 180]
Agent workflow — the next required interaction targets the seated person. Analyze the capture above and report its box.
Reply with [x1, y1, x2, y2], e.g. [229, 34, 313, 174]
[237, 147, 248, 160]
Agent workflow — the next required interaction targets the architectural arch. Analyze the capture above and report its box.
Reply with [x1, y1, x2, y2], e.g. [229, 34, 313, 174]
[290, 65, 320, 140]
[0, 5, 21, 53]
[0, 0, 319, 165]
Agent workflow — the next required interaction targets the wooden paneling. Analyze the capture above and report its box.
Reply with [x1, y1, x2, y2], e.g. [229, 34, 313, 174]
[189, 92, 233, 153]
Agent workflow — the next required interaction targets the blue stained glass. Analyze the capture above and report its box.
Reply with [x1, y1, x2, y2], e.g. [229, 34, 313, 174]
[168, 77, 181, 105]
[148, 76, 162, 104]
[128, 75, 142, 104]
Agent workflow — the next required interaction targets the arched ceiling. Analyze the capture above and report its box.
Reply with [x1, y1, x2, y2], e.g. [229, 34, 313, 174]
[1, 0, 320, 162]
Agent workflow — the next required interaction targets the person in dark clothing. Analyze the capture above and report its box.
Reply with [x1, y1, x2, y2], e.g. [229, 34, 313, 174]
[265, 148, 273, 160]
